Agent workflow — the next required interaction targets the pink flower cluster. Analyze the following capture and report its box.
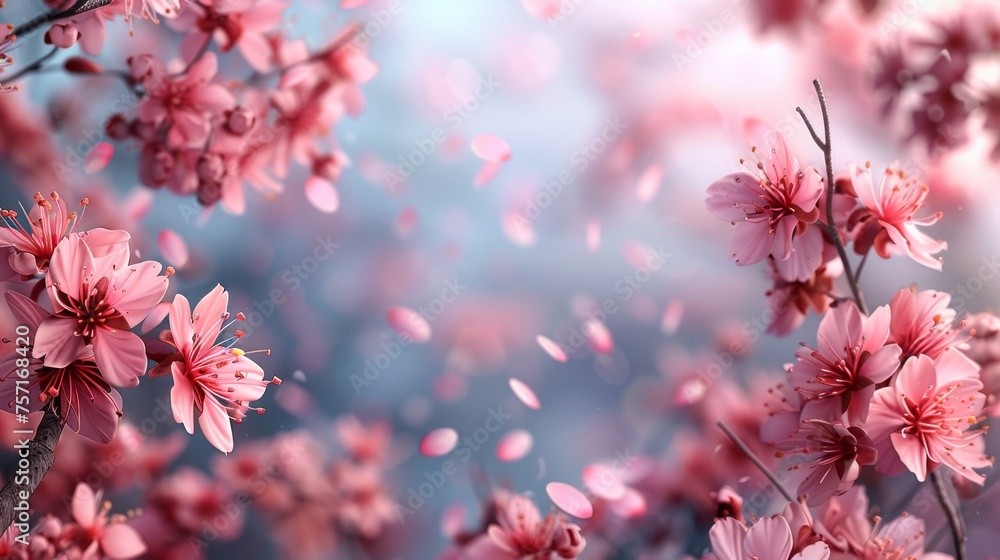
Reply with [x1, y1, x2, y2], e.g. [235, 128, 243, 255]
[874, 4, 1000, 157]
[210, 418, 399, 559]
[0, 191, 275, 449]
[444, 489, 586, 560]
[0, 482, 145, 559]
[3, 0, 375, 214]
[703, 485, 952, 560]
[707, 132, 947, 335]
[763, 290, 991, 505]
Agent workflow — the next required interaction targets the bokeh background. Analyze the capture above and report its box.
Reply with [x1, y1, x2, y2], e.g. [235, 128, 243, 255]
[3, 0, 1000, 558]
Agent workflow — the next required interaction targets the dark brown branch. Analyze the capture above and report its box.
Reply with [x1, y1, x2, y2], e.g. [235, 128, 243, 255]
[717, 421, 796, 503]
[797, 79, 868, 315]
[0, 407, 64, 534]
[931, 470, 966, 560]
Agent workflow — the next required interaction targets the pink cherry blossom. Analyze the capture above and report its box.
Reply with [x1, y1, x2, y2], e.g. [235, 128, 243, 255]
[35, 230, 169, 387]
[864, 515, 954, 560]
[486, 493, 586, 559]
[867, 349, 992, 483]
[137, 53, 235, 148]
[705, 515, 831, 560]
[790, 303, 902, 426]
[847, 161, 947, 270]
[706, 132, 824, 280]
[174, 0, 288, 71]
[154, 284, 278, 452]
[0, 192, 87, 277]
[0, 291, 124, 443]
[68, 483, 147, 559]
[888, 288, 961, 361]
[775, 419, 877, 506]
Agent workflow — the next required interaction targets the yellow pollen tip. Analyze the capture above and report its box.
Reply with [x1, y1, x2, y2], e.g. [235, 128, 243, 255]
[231, 348, 246, 357]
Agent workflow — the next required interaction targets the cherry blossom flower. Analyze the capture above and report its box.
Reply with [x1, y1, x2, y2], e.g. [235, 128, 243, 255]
[790, 303, 902, 426]
[0, 192, 88, 277]
[67, 0, 131, 56]
[154, 284, 278, 452]
[888, 288, 962, 361]
[706, 132, 824, 281]
[863, 515, 954, 560]
[67, 483, 147, 559]
[775, 419, 877, 505]
[35, 230, 169, 387]
[137, 53, 235, 148]
[812, 485, 872, 556]
[0, 291, 124, 443]
[704, 515, 830, 560]
[867, 349, 992, 483]
[847, 161, 946, 270]
[172, 0, 288, 71]
[484, 493, 586, 559]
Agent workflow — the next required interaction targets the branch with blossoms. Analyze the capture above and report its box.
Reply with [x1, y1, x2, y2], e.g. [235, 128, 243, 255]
[0, 191, 280, 535]
[698, 79, 991, 560]
[0, 0, 374, 214]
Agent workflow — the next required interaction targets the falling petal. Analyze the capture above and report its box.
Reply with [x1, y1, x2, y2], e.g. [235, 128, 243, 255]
[546, 482, 593, 519]
[340, 0, 369, 7]
[420, 428, 459, 457]
[305, 176, 340, 213]
[395, 206, 419, 237]
[140, 301, 172, 334]
[83, 142, 114, 174]
[274, 383, 315, 419]
[503, 212, 535, 247]
[583, 319, 613, 354]
[496, 429, 533, 462]
[586, 219, 601, 253]
[509, 377, 541, 409]
[471, 134, 512, 163]
[536, 335, 567, 362]
[157, 229, 189, 268]
[582, 463, 626, 500]
[661, 299, 684, 335]
[521, 0, 561, 19]
[474, 161, 505, 187]
[635, 164, 663, 203]
[386, 306, 432, 344]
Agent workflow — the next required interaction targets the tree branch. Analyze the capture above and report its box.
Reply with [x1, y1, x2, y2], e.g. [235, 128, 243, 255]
[931, 470, 966, 560]
[0, 407, 64, 534]
[717, 421, 796, 503]
[797, 79, 867, 315]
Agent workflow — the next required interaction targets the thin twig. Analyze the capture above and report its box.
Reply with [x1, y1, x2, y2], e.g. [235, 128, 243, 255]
[2, 46, 59, 85]
[854, 251, 870, 283]
[717, 421, 796, 503]
[0, 407, 64, 534]
[797, 79, 868, 314]
[931, 470, 966, 560]
[10, 0, 113, 39]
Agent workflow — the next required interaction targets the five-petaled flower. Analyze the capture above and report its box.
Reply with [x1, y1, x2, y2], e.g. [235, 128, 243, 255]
[152, 284, 278, 453]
